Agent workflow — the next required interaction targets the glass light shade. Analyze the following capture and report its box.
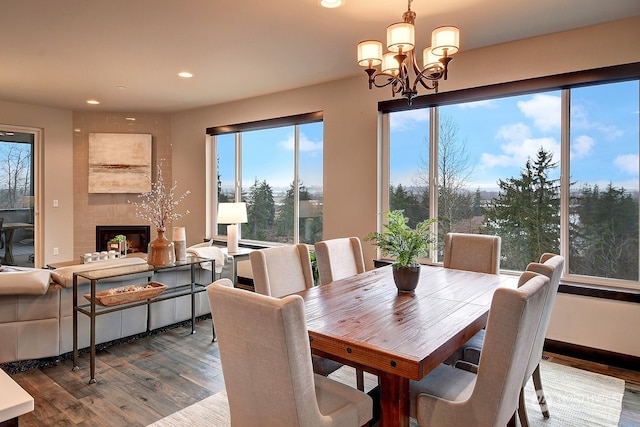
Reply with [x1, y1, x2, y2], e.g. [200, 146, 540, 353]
[382, 52, 400, 76]
[217, 202, 248, 224]
[386, 22, 415, 53]
[431, 26, 460, 56]
[357, 40, 383, 67]
[422, 46, 444, 72]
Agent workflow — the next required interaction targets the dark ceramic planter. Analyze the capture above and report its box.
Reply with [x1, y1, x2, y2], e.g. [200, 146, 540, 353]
[392, 265, 421, 293]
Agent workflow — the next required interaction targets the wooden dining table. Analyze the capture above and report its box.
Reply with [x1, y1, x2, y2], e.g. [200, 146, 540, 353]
[297, 264, 518, 427]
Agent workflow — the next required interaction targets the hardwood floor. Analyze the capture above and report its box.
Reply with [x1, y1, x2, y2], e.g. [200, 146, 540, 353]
[4, 319, 640, 426]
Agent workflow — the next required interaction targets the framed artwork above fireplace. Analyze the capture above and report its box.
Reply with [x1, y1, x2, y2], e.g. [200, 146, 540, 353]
[88, 133, 152, 193]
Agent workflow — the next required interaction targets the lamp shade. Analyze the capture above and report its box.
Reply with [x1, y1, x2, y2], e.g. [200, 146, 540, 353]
[382, 52, 400, 76]
[357, 40, 383, 67]
[217, 202, 248, 224]
[431, 26, 460, 56]
[422, 46, 444, 72]
[386, 22, 415, 53]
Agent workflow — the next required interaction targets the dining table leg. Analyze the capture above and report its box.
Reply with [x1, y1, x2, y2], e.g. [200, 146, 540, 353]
[378, 371, 411, 427]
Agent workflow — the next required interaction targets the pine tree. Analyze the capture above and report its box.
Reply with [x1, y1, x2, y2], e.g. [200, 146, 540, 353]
[482, 148, 560, 270]
[570, 183, 639, 280]
[244, 178, 275, 241]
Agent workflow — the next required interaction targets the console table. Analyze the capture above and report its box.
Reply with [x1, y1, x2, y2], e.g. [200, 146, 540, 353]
[0, 369, 33, 426]
[72, 256, 215, 384]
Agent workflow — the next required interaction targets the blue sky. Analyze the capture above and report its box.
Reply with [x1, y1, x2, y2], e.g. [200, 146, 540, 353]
[217, 121, 324, 193]
[390, 80, 639, 192]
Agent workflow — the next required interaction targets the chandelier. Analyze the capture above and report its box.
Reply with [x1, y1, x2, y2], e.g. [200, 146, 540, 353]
[356, 0, 460, 104]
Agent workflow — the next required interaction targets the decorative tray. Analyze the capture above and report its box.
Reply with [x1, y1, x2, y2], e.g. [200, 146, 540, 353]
[84, 281, 167, 307]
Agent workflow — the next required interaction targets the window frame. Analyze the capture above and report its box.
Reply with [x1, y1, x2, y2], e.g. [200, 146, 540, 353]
[206, 112, 323, 246]
[380, 62, 640, 291]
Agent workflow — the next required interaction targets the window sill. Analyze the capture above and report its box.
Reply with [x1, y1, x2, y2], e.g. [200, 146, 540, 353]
[558, 282, 640, 304]
[373, 259, 640, 304]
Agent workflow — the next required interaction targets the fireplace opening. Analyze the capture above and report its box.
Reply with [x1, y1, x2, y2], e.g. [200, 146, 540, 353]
[96, 225, 151, 254]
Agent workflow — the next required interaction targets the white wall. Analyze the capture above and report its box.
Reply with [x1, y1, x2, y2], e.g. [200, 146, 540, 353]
[171, 16, 640, 357]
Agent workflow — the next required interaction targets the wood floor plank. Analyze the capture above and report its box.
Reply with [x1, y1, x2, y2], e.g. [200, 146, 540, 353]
[4, 320, 639, 426]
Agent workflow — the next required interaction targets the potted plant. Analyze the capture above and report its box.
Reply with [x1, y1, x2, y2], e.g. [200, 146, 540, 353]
[109, 234, 127, 257]
[366, 210, 436, 293]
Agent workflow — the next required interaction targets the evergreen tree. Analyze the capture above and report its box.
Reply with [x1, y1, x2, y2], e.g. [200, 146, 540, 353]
[570, 183, 639, 280]
[482, 148, 560, 270]
[389, 184, 427, 228]
[274, 181, 319, 243]
[244, 178, 275, 241]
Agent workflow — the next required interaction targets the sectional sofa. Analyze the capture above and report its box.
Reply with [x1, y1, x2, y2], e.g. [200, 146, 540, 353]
[0, 256, 216, 364]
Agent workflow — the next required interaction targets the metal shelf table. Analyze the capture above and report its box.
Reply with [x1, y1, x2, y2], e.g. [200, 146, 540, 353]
[72, 256, 215, 384]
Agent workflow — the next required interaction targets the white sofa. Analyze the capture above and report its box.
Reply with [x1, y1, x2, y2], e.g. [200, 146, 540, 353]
[0, 256, 219, 364]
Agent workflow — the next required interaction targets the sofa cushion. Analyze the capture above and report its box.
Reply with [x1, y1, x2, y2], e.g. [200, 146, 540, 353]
[0, 267, 52, 295]
[50, 257, 148, 288]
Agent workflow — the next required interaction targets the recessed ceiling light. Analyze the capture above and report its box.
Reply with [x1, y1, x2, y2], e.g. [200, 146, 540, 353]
[178, 72, 193, 78]
[319, 0, 344, 8]
[125, 117, 136, 121]
[117, 85, 127, 90]
[86, 99, 100, 105]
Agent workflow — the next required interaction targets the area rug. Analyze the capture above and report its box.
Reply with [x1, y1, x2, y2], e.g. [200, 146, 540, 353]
[148, 360, 624, 427]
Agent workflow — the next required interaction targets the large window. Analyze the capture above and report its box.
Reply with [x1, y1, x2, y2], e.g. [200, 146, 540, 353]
[208, 114, 323, 245]
[385, 69, 639, 289]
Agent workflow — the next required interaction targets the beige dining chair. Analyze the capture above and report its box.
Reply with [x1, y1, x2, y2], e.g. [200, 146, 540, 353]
[207, 281, 373, 427]
[443, 232, 501, 275]
[460, 253, 565, 427]
[250, 244, 359, 389]
[442, 232, 502, 365]
[409, 270, 551, 427]
[250, 244, 314, 297]
[314, 237, 366, 286]
[314, 237, 367, 390]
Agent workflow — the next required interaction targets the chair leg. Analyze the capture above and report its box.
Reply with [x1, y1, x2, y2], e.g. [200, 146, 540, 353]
[518, 386, 530, 427]
[532, 364, 550, 418]
[356, 368, 365, 391]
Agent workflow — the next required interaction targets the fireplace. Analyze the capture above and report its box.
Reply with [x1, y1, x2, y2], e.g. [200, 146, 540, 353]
[96, 225, 151, 254]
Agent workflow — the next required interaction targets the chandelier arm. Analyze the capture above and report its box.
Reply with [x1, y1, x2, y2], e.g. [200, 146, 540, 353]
[369, 71, 405, 92]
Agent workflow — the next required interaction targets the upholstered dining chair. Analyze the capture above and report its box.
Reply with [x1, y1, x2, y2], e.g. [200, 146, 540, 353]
[442, 232, 502, 365]
[250, 244, 359, 389]
[314, 237, 366, 286]
[314, 237, 367, 390]
[207, 281, 373, 427]
[460, 253, 565, 427]
[443, 232, 501, 275]
[250, 244, 314, 297]
[409, 270, 551, 427]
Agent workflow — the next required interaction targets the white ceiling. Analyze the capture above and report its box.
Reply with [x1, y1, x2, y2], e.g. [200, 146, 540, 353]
[1, 0, 638, 113]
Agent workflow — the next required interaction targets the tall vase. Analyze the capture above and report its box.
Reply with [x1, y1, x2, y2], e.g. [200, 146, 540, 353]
[147, 227, 176, 267]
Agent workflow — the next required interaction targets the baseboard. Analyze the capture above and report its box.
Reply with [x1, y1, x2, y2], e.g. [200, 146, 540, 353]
[544, 338, 640, 372]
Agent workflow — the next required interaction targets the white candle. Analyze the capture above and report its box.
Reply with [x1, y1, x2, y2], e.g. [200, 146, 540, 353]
[173, 226, 186, 241]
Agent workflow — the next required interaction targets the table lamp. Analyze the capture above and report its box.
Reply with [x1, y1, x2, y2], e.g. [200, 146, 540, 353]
[217, 202, 248, 254]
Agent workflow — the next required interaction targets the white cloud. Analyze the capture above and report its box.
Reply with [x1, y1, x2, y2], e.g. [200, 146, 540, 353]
[457, 99, 497, 109]
[571, 102, 623, 141]
[480, 122, 560, 168]
[571, 135, 594, 159]
[279, 133, 323, 152]
[389, 109, 429, 131]
[614, 154, 639, 175]
[517, 94, 561, 131]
